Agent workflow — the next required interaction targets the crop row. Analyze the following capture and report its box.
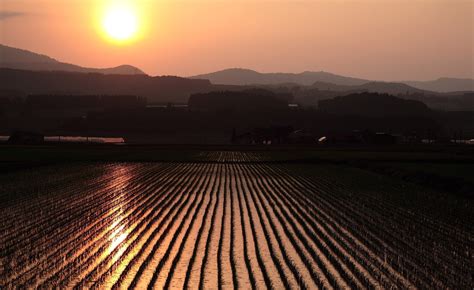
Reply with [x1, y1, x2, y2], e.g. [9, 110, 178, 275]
[1, 160, 471, 289]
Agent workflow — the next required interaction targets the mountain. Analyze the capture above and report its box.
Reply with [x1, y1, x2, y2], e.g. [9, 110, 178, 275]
[310, 81, 428, 95]
[192, 68, 474, 93]
[404, 78, 474, 93]
[0, 68, 212, 103]
[0, 44, 145, 75]
[189, 89, 289, 112]
[319, 92, 432, 117]
[294, 81, 474, 111]
[191, 68, 369, 86]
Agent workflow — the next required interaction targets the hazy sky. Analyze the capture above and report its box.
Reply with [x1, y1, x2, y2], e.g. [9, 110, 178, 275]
[0, 0, 473, 80]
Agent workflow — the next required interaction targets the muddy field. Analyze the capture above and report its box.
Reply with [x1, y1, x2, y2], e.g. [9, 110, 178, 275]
[1, 152, 472, 289]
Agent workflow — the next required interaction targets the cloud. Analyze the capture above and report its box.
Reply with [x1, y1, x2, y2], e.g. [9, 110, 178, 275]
[0, 11, 25, 20]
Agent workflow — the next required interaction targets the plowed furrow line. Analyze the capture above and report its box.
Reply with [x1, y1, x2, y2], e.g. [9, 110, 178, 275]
[218, 165, 235, 289]
[110, 163, 210, 289]
[282, 166, 440, 287]
[12, 164, 174, 285]
[2, 164, 147, 256]
[319, 171, 472, 281]
[145, 165, 214, 289]
[37, 164, 191, 288]
[237, 164, 317, 289]
[4, 171, 152, 285]
[69, 164, 195, 288]
[271, 165, 410, 287]
[236, 164, 301, 289]
[195, 165, 224, 289]
[1, 163, 139, 242]
[0, 163, 108, 214]
[257, 163, 376, 289]
[236, 164, 287, 289]
[241, 163, 332, 288]
[235, 166, 273, 290]
[310, 174, 455, 287]
[164, 171, 217, 289]
[326, 167, 471, 238]
[255, 164, 378, 287]
[4, 164, 174, 284]
[125, 163, 211, 288]
[228, 164, 248, 289]
[240, 165, 329, 288]
[274, 165, 417, 288]
[2, 173, 128, 253]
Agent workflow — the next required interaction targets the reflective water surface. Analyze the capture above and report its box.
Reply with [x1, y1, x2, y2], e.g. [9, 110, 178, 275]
[0, 160, 472, 289]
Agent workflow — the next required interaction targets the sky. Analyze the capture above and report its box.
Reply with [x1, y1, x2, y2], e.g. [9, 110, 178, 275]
[0, 0, 473, 80]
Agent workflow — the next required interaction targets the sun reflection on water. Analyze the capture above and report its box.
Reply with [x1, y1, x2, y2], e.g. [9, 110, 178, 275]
[103, 164, 134, 257]
[101, 164, 141, 287]
[108, 225, 128, 252]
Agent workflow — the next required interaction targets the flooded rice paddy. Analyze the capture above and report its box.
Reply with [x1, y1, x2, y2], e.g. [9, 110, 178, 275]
[1, 152, 472, 289]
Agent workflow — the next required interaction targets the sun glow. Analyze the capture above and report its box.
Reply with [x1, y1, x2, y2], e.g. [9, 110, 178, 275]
[101, 3, 140, 43]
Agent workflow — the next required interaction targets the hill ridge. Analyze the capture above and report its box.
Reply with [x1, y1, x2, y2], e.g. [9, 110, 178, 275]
[0, 44, 146, 75]
[192, 68, 474, 93]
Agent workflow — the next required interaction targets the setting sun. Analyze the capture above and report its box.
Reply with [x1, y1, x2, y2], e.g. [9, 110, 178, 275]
[1, 0, 473, 289]
[102, 4, 139, 43]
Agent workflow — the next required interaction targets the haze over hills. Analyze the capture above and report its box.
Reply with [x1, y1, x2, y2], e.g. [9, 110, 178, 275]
[191, 68, 474, 93]
[0, 68, 212, 103]
[1, 67, 472, 110]
[319, 93, 432, 117]
[0, 44, 145, 75]
[0, 45, 472, 110]
[404, 78, 474, 93]
[191, 68, 369, 86]
[1, 45, 472, 93]
[309, 81, 428, 95]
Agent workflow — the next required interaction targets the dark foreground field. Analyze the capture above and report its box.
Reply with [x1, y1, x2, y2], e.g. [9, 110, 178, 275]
[0, 148, 473, 289]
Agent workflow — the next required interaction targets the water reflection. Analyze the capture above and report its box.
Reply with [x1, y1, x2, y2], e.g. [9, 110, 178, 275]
[45, 136, 125, 144]
[101, 164, 141, 287]
[108, 225, 128, 254]
[102, 164, 131, 255]
[0, 135, 124, 143]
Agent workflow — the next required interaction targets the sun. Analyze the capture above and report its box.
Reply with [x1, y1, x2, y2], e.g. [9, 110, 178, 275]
[102, 5, 139, 43]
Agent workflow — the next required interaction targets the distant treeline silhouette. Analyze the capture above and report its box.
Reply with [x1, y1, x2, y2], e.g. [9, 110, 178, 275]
[1, 89, 473, 144]
[26, 94, 146, 109]
[1, 68, 473, 110]
[0, 68, 213, 104]
[188, 89, 292, 111]
[318, 93, 432, 117]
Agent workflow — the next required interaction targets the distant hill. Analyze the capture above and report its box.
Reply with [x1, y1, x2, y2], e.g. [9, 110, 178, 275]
[319, 92, 432, 117]
[192, 68, 473, 93]
[404, 78, 474, 93]
[189, 88, 290, 112]
[295, 82, 474, 111]
[0, 44, 145, 75]
[310, 81, 429, 95]
[0, 68, 212, 103]
[191, 68, 369, 86]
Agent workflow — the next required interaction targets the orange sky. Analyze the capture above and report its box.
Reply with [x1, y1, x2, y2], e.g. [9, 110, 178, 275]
[0, 0, 473, 80]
